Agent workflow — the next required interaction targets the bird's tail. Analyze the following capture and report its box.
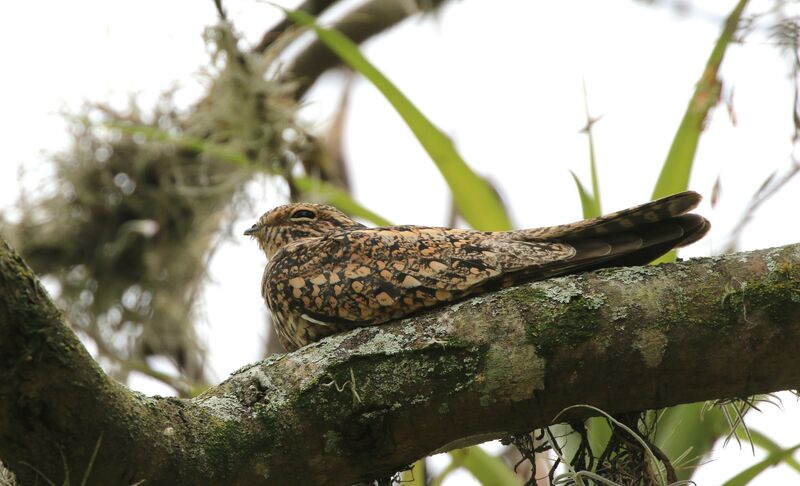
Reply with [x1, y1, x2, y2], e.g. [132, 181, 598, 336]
[511, 191, 710, 275]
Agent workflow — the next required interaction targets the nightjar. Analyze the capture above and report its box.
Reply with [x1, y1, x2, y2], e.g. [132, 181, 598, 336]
[246, 191, 709, 351]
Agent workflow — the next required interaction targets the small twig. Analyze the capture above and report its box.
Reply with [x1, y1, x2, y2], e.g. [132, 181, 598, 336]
[18, 462, 56, 486]
[322, 369, 363, 404]
[321, 375, 350, 392]
[544, 428, 564, 485]
[349, 367, 363, 404]
[213, 0, 227, 20]
[80, 433, 104, 486]
[723, 159, 800, 253]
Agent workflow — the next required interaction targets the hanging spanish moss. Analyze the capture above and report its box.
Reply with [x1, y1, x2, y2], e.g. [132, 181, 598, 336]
[1, 22, 317, 388]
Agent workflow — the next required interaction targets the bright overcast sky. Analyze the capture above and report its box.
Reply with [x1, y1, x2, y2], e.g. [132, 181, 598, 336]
[3, 0, 800, 483]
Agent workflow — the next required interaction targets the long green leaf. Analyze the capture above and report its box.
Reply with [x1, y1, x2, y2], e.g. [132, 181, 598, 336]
[746, 428, 800, 473]
[450, 447, 520, 486]
[655, 402, 724, 481]
[655, 400, 796, 483]
[429, 455, 461, 486]
[570, 171, 600, 219]
[582, 81, 602, 217]
[282, 9, 512, 231]
[651, 0, 748, 201]
[722, 442, 800, 486]
[569, 83, 602, 220]
[651, 0, 748, 263]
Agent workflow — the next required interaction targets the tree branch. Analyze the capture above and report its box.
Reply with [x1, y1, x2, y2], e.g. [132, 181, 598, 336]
[276, 0, 448, 99]
[2, 236, 799, 485]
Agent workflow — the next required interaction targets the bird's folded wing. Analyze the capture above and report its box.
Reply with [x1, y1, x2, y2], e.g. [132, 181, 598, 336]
[266, 226, 577, 325]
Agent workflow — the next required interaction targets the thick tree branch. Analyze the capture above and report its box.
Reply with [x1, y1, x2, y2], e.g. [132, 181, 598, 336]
[1, 237, 799, 485]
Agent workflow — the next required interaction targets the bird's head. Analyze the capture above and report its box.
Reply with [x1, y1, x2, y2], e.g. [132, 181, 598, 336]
[245, 203, 366, 258]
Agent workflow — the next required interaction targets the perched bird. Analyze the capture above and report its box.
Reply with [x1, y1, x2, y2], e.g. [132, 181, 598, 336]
[246, 191, 709, 351]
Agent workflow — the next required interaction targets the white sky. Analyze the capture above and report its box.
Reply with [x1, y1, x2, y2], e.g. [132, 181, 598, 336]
[2, 0, 800, 484]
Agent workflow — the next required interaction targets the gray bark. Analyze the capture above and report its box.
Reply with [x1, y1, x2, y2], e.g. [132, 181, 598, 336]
[1, 236, 799, 485]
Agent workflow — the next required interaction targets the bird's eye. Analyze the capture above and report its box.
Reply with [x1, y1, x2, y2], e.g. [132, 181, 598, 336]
[290, 209, 317, 220]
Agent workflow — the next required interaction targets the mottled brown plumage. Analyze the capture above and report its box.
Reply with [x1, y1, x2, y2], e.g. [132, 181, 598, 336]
[246, 192, 709, 351]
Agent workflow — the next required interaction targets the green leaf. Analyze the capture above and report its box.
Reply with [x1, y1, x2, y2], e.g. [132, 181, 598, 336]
[655, 403, 724, 481]
[450, 447, 520, 486]
[654, 400, 795, 483]
[281, 8, 512, 231]
[570, 171, 600, 220]
[568, 83, 603, 220]
[582, 80, 602, 218]
[429, 453, 461, 486]
[651, 0, 749, 264]
[746, 428, 800, 473]
[722, 442, 800, 486]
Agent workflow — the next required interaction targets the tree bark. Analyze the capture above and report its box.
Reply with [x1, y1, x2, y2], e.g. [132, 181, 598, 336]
[1, 236, 799, 485]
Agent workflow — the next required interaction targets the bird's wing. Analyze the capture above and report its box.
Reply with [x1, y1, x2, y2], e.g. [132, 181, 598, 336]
[264, 226, 577, 326]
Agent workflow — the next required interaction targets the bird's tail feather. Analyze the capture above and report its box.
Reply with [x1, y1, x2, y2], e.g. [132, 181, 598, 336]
[499, 191, 710, 284]
[562, 212, 709, 271]
[513, 190, 704, 241]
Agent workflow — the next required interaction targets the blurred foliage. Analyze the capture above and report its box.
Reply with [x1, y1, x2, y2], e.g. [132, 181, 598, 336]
[0, 22, 314, 386]
[8, 100, 229, 383]
[109, 123, 392, 226]
[431, 447, 520, 486]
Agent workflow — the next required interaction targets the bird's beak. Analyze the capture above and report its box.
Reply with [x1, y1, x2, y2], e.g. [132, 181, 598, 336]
[244, 224, 258, 236]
